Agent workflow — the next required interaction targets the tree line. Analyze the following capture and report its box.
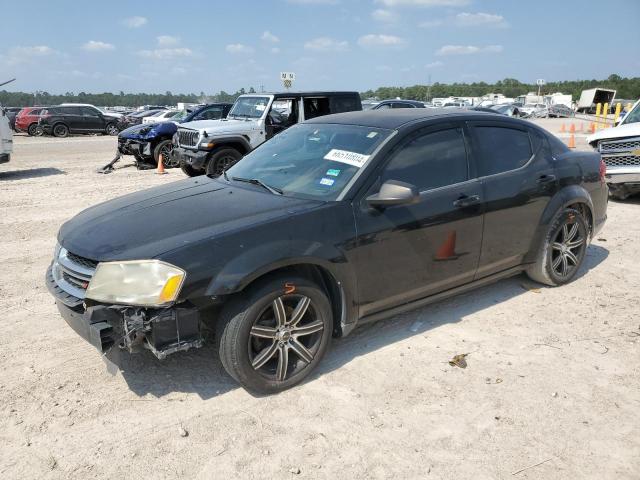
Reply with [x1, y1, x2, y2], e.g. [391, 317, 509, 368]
[1, 75, 638, 108]
[362, 75, 640, 102]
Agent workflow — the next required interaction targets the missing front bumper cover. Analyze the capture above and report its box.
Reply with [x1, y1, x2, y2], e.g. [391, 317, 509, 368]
[55, 301, 203, 360]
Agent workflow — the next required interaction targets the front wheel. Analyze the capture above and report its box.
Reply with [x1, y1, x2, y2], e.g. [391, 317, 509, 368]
[205, 148, 242, 177]
[153, 140, 176, 167]
[217, 275, 333, 394]
[27, 123, 39, 136]
[526, 208, 588, 286]
[180, 162, 203, 177]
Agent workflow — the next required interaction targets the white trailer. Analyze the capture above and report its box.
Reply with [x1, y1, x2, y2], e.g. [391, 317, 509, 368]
[578, 88, 616, 113]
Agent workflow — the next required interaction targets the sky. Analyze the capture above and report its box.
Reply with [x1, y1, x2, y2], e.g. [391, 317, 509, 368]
[1, 0, 639, 94]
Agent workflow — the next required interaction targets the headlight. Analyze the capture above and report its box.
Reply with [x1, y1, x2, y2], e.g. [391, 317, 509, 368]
[199, 141, 216, 150]
[85, 260, 186, 307]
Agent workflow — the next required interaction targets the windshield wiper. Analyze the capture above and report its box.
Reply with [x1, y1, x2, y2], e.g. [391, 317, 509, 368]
[231, 176, 283, 195]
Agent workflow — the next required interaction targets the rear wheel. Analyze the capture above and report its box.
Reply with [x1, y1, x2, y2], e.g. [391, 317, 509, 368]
[205, 148, 242, 177]
[105, 123, 119, 136]
[526, 208, 588, 286]
[217, 275, 332, 394]
[53, 123, 69, 138]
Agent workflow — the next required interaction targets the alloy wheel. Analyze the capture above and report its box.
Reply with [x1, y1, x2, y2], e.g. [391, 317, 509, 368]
[214, 155, 236, 176]
[550, 219, 585, 278]
[160, 143, 177, 167]
[248, 295, 324, 382]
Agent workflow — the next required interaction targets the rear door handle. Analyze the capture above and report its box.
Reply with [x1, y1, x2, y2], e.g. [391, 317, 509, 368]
[453, 194, 480, 208]
[537, 174, 556, 184]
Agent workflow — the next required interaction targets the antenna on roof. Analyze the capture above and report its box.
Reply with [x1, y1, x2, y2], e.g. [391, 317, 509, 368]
[0, 78, 16, 88]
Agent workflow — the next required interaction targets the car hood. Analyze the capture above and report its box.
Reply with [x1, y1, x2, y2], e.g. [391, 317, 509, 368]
[586, 122, 640, 145]
[58, 178, 322, 262]
[180, 118, 260, 135]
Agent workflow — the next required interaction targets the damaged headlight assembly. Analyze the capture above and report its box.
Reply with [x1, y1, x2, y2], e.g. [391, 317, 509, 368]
[85, 260, 185, 307]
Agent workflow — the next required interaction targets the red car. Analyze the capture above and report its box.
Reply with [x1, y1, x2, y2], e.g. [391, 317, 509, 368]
[15, 107, 45, 135]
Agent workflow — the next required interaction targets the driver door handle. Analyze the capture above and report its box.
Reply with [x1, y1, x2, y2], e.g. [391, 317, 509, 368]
[537, 174, 556, 184]
[453, 194, 480, 208]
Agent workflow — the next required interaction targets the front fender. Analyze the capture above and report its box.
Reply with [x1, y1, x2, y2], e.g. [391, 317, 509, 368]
[523, 184, 594, 263]
[207, 135, 252, 154]
[204, 240, 354, 297]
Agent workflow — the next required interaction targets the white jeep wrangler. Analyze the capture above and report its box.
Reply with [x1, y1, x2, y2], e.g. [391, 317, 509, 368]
[173, 91, 362, 177]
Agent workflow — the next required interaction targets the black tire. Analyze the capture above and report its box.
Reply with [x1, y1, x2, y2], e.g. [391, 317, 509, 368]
[153, 140, 176, 167]
[27, 123, 38, 136]
[526, 208, 589, 286]
[205, 147, 242, 177]
[53, 123, 69, 138]
[180, 163, 203, 177]
[105, 123, 119, 136]
[217, 275, 333, 394]
[608, 185, 631, 201]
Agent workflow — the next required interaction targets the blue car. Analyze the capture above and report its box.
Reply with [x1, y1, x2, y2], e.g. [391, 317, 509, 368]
[117, 103, 233, 167]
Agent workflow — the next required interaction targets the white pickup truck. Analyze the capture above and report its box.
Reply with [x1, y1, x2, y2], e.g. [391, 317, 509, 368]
[587, 99, 640, 199]
[0, 106, 12, 165]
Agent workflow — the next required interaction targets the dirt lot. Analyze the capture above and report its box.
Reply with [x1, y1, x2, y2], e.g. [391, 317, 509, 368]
[1, 121, 639, 479]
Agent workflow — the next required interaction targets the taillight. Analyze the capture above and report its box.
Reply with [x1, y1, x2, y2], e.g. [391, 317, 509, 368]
[599, 157, 606, 182]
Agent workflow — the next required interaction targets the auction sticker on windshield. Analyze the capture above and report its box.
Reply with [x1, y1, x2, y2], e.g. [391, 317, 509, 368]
[324, 149, 370, 168]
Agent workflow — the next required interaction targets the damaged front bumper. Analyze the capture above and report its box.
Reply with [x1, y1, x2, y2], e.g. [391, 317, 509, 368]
[46, 265, 203, 360]
[173, 147, 209, 170]
[117, 137, 153, 159]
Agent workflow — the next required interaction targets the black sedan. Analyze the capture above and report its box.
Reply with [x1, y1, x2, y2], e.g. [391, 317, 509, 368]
[46, 109, 608, 394]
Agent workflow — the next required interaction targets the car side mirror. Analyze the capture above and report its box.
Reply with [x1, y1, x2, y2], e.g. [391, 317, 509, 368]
[366, 180, 420, 208]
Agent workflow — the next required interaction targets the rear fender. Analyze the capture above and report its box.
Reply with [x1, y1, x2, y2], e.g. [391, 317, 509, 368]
[523, 185, 594, 263]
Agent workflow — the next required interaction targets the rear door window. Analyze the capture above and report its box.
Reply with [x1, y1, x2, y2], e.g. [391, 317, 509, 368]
[471, 126, 532, 176]
[61, 107, 82, 116]
[381, 127, 469, 191]
[303, 97, 330, 119]
[392, 103, 414, 109]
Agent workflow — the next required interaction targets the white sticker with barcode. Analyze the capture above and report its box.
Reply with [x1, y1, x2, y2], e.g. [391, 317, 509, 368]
[324, 149, 370, 168]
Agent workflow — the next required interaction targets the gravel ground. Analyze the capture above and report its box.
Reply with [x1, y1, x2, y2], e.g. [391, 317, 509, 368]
[1, 121, 639, 479]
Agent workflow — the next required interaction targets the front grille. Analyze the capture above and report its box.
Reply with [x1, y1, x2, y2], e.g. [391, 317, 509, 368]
[51, 247, 97, 303]
[66, 251, 98, 270]
[602, 155, 640, 167]
[599, 137, 640, 153]
[178, 129, 199, 147]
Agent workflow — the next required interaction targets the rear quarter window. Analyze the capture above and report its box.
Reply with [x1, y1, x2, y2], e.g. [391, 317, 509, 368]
[473, 126, 532, 176]
[329, 95, 362, 114]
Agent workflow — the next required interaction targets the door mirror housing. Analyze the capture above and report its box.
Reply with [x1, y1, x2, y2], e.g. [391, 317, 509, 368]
[366, 180, 420, 208]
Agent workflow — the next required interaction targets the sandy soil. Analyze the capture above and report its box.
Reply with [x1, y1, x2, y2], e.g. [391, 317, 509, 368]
[1, 122, 639, 479]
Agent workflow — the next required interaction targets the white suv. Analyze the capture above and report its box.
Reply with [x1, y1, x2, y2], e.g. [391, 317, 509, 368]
[173, 92, 362, 177]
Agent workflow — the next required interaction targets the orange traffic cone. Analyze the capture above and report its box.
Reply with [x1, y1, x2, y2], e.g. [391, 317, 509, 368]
[156, 154, 167, 175]
[567, 134, 576, 149]
[434, 231, 458, 261]
[560, 124, 566, 133]
[569, 123, 576, 133]
[590, 122, 596, 133]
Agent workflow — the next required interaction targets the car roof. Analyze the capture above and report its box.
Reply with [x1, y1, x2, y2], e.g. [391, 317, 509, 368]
[305, 108, 502, 129]
[239, 91, 359, 99]
[377, 99, 424, 105]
